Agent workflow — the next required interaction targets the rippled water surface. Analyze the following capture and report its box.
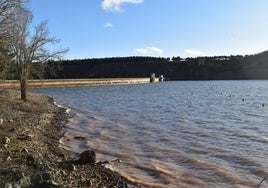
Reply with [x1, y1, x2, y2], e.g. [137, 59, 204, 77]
[31, 81, 268, 187]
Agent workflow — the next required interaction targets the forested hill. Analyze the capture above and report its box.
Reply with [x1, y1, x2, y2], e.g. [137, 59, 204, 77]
[3, 51, 268, 80]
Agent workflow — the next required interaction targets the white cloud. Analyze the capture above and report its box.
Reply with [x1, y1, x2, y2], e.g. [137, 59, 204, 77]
[135, 46, 164, 56]
[101, 0, 143, 12]
[185, 49, 204, 56]
[104, 23, 114, 28]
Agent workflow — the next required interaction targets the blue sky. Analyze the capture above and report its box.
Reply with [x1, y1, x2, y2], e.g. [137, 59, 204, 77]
[30, 0, 268, 60]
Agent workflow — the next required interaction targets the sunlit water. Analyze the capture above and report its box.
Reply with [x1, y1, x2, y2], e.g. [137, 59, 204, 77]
[31, 81, 268, 187]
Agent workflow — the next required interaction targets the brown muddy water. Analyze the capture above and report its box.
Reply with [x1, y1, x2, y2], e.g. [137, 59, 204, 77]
[31, 81, 268, 187]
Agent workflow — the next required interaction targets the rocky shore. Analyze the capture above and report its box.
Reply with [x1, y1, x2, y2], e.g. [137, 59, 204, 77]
[0, 89, 137, 187]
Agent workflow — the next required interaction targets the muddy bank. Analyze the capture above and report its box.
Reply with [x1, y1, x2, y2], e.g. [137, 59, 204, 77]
[0, 89, 138, 187]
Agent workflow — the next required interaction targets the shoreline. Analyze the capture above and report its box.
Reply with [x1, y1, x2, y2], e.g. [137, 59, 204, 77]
[0, 78, 151, 88]
[0, 89, 138, 187]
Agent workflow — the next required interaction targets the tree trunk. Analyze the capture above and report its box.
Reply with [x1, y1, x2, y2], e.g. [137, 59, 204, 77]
[20, 75, 27, 102]
[19, 64, 28, 102]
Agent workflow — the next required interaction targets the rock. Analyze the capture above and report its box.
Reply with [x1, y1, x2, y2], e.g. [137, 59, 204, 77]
[0, 118, 3, 125]
[27, 155, 35, 164]
[26, 154, 42, 168]
[6, 156, 12, 161]
[58, 153, 67, 160]
[61, 163, 76, 171]
[17, 134, 33, 141]
[74, 136, 86, 140]
[79, 150, 96, 164]
[3, 144, 8, 149]
[21, 148, 29, 153]
[97, 161, 109, 166]
[2, 137, 10, 144]
[103, 163, 114, 171]
[69, 164, 76, 171]
[112, 158, 122, 163]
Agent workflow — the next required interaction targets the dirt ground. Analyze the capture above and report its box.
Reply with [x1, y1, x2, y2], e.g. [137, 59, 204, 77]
[0, 89, 138, 187]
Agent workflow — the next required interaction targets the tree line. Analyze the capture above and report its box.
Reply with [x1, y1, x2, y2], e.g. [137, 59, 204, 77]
[3, 51, 268, 81]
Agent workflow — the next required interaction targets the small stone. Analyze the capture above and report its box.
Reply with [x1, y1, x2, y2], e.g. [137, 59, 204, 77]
[70, 164, 76, 171]
[2, 137, 10, 144]
[79, 150, 96, 164]
[3, 144, 8, 149]
[97, 161, 109, 166]
[27, 134, 33, 140]
[61, 163, 76, 171]
[27, 155, 35, 164]
[17, 134, 33, 141]
[103, 163, 114, 171]
[26, 154, 43, 168]
[6, 156, 12, 161]
[112, 158, 122, 163]
[48, 180, 59, 186]
[74, 136, 86, 140]
[21, 148, 29, 153]
[59, 153, 67, 160]
[0, 118, 3, 125]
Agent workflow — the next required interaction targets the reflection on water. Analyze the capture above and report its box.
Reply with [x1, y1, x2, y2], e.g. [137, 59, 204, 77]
[31, 81, 268, 187]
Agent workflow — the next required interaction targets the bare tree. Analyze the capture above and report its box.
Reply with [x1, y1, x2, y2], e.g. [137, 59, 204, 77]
[0, 0, 26, 48]
[0, 0, 18, 69]
[1, 1, 17, 79]
[3, 0, 68, 101]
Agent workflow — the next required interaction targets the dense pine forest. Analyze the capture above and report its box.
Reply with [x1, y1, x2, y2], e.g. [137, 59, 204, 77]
[1, 50, 268, 80]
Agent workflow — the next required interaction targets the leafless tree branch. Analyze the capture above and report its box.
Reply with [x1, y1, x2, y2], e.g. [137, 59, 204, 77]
[1, 0, 68, 101]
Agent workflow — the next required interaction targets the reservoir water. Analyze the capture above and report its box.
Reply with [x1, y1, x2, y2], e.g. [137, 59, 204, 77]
[31, 81, 268, 187]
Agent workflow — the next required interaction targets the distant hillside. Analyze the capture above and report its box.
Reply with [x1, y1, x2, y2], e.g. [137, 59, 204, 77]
[240, 50, 268, 79]
[2, 50, 268, 80]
